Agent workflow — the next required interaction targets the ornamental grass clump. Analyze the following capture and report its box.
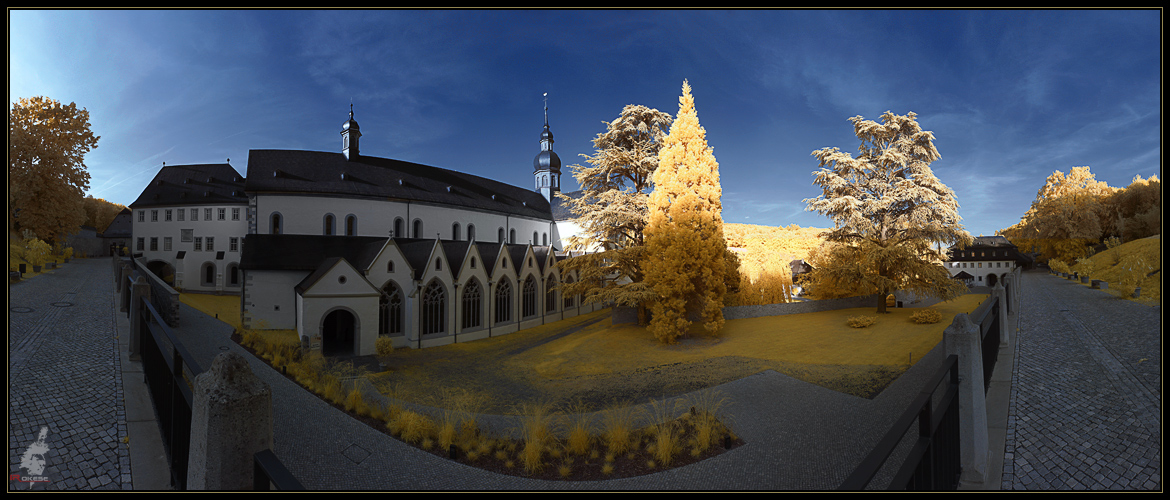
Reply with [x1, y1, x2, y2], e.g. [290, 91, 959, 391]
[909, 309, 943, 324]
[515, 402, 557, 475]
[600, 401, 640, 456]
[847, 315, 878, 328]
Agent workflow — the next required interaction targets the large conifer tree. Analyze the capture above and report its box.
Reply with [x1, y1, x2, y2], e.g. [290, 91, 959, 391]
[643, 81, 728, 343]
[804, 111, 971, 314]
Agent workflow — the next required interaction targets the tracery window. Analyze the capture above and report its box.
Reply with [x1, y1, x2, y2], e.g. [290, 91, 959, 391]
[421, 280, 445, 335]
[462, 279, 482, 330]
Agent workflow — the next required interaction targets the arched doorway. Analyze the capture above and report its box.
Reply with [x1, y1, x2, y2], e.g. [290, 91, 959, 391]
[147, 260, 176, 287]
[322, 309, 356, 356]
[986, 273, 998, 287]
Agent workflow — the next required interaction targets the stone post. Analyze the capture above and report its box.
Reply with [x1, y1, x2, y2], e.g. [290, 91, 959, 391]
[129, 276, 151, 361]
[944, 313, 989, 486]
[119, 264, 134, 312]
[187, 352, 274, 491]
[992, 281, 1009, 346]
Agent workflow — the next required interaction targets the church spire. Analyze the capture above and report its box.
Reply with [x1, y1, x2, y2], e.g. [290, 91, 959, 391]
[533, 93, 561, 201]
[342, 103, 361, 161]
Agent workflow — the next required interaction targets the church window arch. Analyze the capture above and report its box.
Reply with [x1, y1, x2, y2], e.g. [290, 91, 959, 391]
[421, 279, 446, 335]
[452, 222, 461, 241]
[467, 224, 476, 242]
[510, 229, 516, 244]
[495, 279, 512, 324]
[413, 219, 424, 238]
[522, 275, 538, 318]
[394, 218, 405, 238]
[545, 275, 558, 313]
[462, 278, 483, 330]
[379, 281, 403, 335]
[270, 212, 283, 235]
[323, 213, 336, 235]
[562, 275, 576, 309]
[345, 214, 357, 236]
[498, 227, 505, 243]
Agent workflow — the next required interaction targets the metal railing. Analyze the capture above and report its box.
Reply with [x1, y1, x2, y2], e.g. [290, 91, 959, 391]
[839, 354, 962, 490]
[139, 296, 203, 490]
[971, 297, 1001, 393]
[253, 449, 305, 490]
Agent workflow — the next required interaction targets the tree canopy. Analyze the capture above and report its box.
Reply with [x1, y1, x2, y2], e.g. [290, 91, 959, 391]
[9, 96, 100, 243]
[556, 104, 673, 316]
[804, 111, 971, 313]
[643, 80, 729, 342]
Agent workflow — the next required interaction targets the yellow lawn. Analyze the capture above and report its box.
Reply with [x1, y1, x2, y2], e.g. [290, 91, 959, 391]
[179, 293, 244, 330]
[508, 293, 989, 380]
[1080, 235, 1161, 305]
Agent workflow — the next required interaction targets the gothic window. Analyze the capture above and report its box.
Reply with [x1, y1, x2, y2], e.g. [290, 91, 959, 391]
[201, 262, 216, 286]
[227, 264, 240, 286]
[379, 282, 403, 335]
[545, 275, 558, 313]
[562, 276, 576, 309]
[495, 279, 512, 324]
[462, 279, 482, 330]
[522, 275, 538, 318]
[421, 280, 446, 335]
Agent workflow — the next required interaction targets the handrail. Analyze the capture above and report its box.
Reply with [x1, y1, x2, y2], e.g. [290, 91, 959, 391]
[839, 354, 959, 490]
[253, 449, 305, 491]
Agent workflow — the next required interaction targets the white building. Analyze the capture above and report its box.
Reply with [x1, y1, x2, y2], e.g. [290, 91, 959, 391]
[130, 103, 602, 356]
[945, 235, 1032, 287]
[129, 163, 249, 293]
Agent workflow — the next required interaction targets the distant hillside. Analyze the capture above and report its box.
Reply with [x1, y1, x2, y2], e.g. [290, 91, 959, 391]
[1083, 235, 1161, 304]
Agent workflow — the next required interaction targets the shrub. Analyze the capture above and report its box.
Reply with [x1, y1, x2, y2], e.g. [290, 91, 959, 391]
[909, 309, 943, 324]
[375, 335, 394, 357]
[847, 315, 877, 328]
[24, 239, 51, 267]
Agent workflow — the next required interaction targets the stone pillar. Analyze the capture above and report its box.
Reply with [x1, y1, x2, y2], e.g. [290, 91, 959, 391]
[129, 277, 151, 361]
[944, 313, 989, 486]
[187, 352, 274, 491]
[119, 264, 134, 312]
[992, 281, 1009, 346]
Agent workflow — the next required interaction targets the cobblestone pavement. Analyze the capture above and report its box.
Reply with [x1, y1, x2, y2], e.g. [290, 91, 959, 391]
[8, 259, 130, 491]
[1002, 270, 1161, 490]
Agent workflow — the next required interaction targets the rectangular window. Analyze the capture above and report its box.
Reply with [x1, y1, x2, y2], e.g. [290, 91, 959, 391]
[181, 229, 193, 242]
[177, 209, 185, 221]
[230, 237, 238, 252]
[138, 211, 145, 222]
[149, 237, 158, 251]
[204, 208, 212, 221]
[218, 208, 226, 220]
[194, 237, 202, 252]
[164, 237, 172, 251]
[136, 237, 144, 251]
[165, 209, 172, 221]
[231, 208, 240, 221]
[151, 210, 158, 222]
[206, 237, 214, 252]
[191, 208, 199, 221]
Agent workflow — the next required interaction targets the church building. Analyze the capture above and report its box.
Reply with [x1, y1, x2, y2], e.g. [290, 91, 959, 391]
[130, 102, 601, 356]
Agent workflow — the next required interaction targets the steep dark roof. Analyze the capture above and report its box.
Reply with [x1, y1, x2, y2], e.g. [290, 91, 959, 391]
[244, 149, 554, 221]
[550, 190, 585, 221]
[239, 234, 386, 271]
[101, 208, 133, 238]
[130, 163, 247, 208]
[947, 237, 1033, 265]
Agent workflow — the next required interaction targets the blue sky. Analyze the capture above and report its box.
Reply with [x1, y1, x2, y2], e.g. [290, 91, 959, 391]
[9, 9, 1162, 237]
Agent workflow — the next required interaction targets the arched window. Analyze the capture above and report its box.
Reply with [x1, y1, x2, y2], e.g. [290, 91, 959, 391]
[413, 219, 423, 238]
[227, 263, 240, 287]
[562, 275, 576, 309]
[545, 275, 558, 313]
[345, 215, 356, 236]
[379, 282, 403, 335]
[522, 275, 538, 318]
[461, 278, 482, 330]
[533, 231, 539, 244]
[452, 222, 461, 241]
[498, 227, 505, 243]
[510, 229, 516, 244]
[494, 279, 512, 324]
[324, 214, 335, 235]
[270, 213, 282, 235]
[467, 224, 476, 242]
[421, 280, 446, 335]
[542, 233, 548, 246]
[201, 262, 216, 286]
[394, 218, 405, 238]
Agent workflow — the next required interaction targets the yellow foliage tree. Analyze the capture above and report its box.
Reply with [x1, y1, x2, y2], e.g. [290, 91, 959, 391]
[9, 97, 100, 243]
[644, 80, 728, 343]
[804, 111, 972, 313]
[1001, 166, 1117, 263]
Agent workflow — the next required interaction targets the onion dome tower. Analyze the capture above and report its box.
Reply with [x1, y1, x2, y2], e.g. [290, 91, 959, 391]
[533, 93, 562, 201]
[342, 104, 361, 161]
